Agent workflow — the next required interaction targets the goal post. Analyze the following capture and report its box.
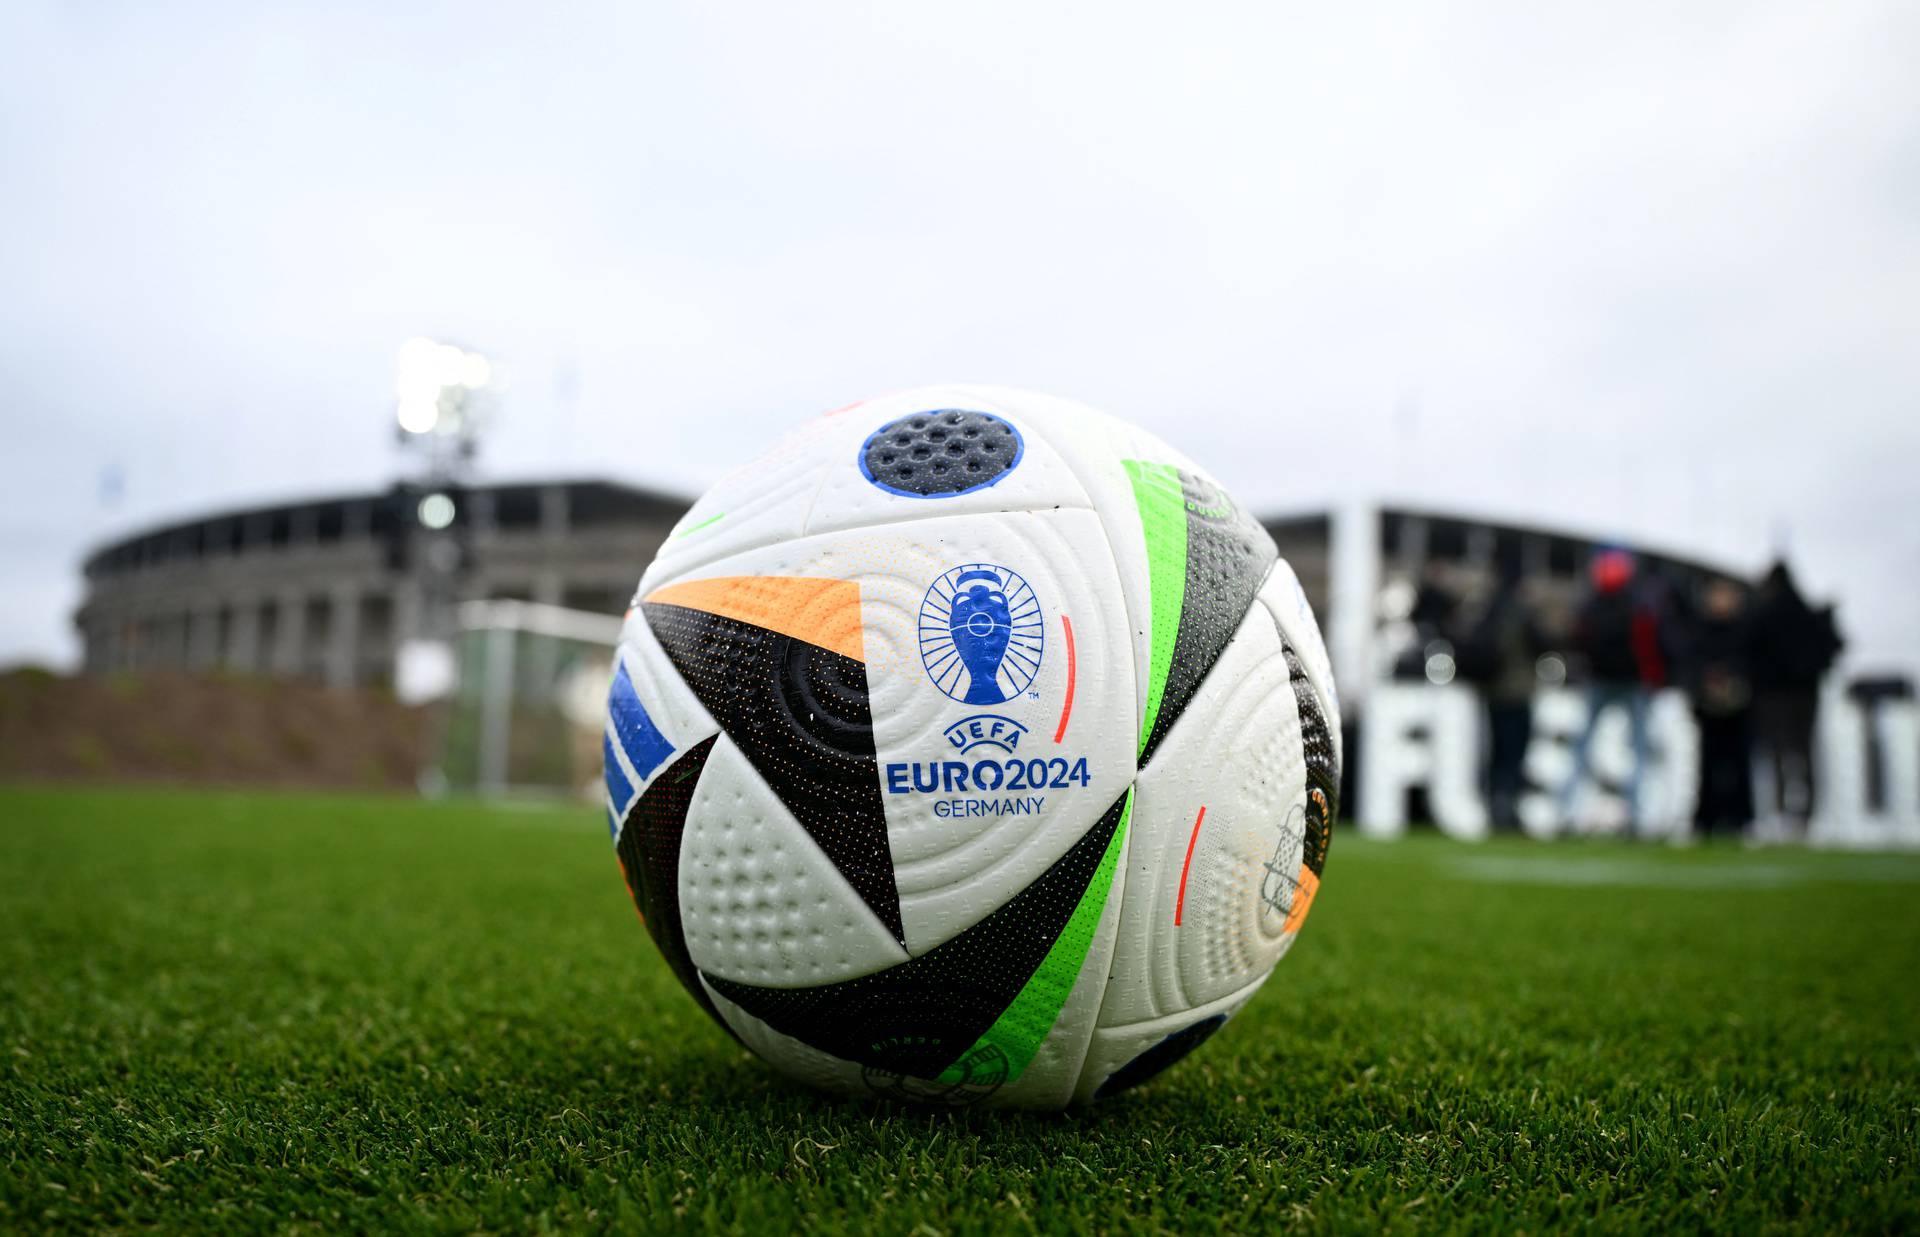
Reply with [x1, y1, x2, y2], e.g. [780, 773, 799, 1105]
[441, 599, 624, 799]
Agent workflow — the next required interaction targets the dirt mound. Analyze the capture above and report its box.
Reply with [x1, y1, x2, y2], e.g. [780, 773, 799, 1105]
[0, 668, 427, 790]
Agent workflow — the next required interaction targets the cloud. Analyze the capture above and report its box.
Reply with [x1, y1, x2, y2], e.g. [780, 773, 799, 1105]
[1, 0, 1915, 670]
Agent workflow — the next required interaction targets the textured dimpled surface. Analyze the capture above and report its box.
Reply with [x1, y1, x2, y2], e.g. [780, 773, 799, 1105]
[704, 791, 1131, 1082]
[677, 741, 905, 987]
[862, 409, 1021, 496]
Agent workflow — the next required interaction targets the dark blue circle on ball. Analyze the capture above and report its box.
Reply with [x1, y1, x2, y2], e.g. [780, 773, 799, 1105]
[859, 409, 1024, 498]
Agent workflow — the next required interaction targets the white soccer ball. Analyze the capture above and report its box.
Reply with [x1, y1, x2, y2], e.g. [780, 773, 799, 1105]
[604, 385, 1339, 1108]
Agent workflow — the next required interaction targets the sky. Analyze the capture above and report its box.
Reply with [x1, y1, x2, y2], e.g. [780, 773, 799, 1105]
[3, 0, 1917, 674]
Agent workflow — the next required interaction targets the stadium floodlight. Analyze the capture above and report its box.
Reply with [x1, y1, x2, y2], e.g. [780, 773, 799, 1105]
[395, 337, 491, 436]
[396, 395, 440, 435]
[417, 492, 456, 530]
[456, 350, 490, 389]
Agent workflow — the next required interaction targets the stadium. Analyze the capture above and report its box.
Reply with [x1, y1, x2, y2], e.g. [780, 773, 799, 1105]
[72, 489, 1719, 689]
[71, 487, 1917, 843]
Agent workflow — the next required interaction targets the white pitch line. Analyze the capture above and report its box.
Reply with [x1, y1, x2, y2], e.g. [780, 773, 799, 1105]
[1441, 854, 1920, 889]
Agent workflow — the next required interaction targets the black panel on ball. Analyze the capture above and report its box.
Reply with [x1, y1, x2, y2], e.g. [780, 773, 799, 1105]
[615, 735, 722, 1025]
[1093, 1014, 1227, 1099]
[641, 601, 904, 943]
[1280, 637, 1337, 878]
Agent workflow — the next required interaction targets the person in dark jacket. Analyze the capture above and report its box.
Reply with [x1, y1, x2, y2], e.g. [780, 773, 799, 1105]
[1458, 566, 1545, 832]
[1685, 577, 1755, 837]
[1746, 561, 1843, 838]
[1557, 549, 1667, 832]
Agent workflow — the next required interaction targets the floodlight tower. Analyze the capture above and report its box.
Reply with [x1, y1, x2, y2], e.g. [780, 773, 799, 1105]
[390, 337, 496, 702]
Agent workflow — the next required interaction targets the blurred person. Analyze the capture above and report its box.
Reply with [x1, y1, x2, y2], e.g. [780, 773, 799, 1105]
[1747, 561, 1844, 838]
[1456, 564, 1545, 831]
[1685, 577, 1755, 837]
[1391, 562, 1462, 681]
[1410, 561, 1460, 640]
[1557, 550, 1669, 833]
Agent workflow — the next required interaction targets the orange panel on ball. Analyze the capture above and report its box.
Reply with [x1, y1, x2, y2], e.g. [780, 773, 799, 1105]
[644, 575, 865, 663]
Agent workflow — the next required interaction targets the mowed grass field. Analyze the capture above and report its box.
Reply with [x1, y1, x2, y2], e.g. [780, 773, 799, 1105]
[3, 786, 1917, 1233]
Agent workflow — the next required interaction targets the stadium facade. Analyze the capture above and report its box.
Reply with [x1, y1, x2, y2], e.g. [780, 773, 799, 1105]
[75, 483, 1732, 697]
[76, 480, 683, 687]
[74, 478, 1758, 718]
[76, 483, 1915, 842]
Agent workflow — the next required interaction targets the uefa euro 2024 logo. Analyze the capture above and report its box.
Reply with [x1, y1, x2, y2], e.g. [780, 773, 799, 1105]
[919, 564, 1044, 705]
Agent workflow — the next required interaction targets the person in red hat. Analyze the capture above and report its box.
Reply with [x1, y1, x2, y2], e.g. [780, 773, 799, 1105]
[1556, 549, 1669, 833]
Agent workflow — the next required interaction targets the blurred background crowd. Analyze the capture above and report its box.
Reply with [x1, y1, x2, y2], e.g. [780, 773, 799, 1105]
[1402, 550, 1845, 839]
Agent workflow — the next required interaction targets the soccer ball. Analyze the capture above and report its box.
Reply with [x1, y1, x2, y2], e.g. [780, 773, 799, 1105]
[604, 385, 1339, 1108]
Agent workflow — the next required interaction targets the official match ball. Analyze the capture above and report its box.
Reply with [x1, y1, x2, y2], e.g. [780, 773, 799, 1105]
[603, 385, 1339, 1108]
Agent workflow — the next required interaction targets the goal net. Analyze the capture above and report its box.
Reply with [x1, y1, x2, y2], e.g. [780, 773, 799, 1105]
[439, 599, 624, 799]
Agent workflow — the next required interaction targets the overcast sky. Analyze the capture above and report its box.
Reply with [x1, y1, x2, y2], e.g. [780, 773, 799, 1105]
[3, 1, 1916, 674]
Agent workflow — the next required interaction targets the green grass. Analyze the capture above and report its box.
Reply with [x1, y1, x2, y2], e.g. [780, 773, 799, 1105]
[3, 786, 1917, 1233]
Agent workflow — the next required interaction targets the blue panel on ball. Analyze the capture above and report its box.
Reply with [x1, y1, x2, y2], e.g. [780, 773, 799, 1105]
[603, 732, 635, 837]
[608, 661, 674, 782]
